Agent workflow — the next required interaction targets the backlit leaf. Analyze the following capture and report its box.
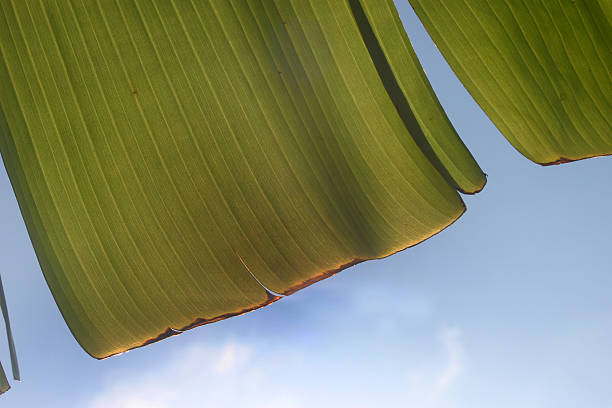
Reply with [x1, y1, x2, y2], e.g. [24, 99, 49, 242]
[409, 0, 612, 164]
[0, 0, 484, 359]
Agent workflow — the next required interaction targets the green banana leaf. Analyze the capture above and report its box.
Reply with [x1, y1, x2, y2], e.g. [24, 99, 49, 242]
[0, 0, 484, 363]
[0, 362, 9, 395]
[409, 0, 612, 164]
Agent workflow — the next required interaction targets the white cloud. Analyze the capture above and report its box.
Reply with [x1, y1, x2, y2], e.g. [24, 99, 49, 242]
[436, 327, 464, 390]
[85, 341, 305, 408]
[402, 326, 465, 408]
[212, 342, 252, 374]
[84, 326, 465, 408]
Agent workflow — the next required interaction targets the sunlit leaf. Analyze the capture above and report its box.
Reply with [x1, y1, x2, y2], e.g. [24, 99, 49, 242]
[0, 0, 484, 359]
[409, 0, 612, 164]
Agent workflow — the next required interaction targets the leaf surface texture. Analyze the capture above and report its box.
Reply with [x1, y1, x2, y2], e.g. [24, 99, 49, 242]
[409, 0, 612, 164]
[0, 0, 483, 358]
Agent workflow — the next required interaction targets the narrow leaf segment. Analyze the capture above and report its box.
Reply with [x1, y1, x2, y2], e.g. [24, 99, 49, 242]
[0, 0, 484, 359]
[0, 274, 19, 381]
[409, 0, 612, 164]
[0, 362, 8, 395]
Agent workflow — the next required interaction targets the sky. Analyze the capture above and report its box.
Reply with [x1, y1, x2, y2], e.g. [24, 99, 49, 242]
[1, 2, 611, 407]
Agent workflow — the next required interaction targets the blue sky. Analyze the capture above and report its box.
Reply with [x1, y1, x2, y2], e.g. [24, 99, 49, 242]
[1, 2, 611, 407]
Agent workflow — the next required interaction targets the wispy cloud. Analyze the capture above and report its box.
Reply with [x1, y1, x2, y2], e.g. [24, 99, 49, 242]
[85, 341, 305, 408]
[402, 326, 465, 408]
[436, 327, 464, 390]
[84, 325, 465, 408]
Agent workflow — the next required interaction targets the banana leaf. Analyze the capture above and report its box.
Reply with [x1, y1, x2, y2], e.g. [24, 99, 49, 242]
[0, 0, 484, 360]
[409, 0, 612, 164]
[0, 362, 8, 395]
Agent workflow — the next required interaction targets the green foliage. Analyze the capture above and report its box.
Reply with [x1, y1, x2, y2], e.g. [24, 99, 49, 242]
[0, 0, 608, 396]
[409, 0, 612, 164]
[0, 362, 9, 396]
[0, 0, 482, 360]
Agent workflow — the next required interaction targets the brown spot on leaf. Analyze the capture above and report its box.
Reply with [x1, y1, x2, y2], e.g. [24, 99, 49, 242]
[96, 291, 280, 359]
[540, 153, 611, 166]
[179, 291, 281, 332]
[95, 207, 470, 360]
[282, 258, 366, 296]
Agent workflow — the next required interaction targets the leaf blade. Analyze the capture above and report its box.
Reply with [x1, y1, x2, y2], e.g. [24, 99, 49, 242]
[409, 0, 612, 164]
[0, 362, 9, 395]
[0, 0, 481, 358]
[352, 0, 486, 192]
